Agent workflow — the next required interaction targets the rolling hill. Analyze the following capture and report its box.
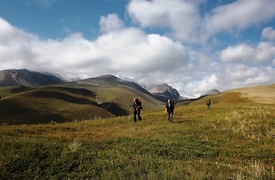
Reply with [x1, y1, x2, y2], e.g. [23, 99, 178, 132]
[0, 74, 164, 125]
[189, 83, 275, 106]
[0, 86, 116, 125]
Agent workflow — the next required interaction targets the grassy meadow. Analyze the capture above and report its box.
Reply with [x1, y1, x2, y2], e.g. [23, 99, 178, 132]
[0, 86, 275, 179]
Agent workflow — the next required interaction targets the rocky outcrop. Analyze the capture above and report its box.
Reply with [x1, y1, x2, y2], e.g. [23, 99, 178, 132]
[146, 83, 184, 102]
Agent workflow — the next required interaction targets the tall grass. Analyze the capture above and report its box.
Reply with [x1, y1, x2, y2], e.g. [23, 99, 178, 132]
[0, 100, 274, 179]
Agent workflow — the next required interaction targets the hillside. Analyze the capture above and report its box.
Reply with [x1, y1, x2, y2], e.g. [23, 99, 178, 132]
[0, 86, 115, 125]
[0, 84, 274, 179]
[227, 84, 275, 104]
[0, 81, 164, 125]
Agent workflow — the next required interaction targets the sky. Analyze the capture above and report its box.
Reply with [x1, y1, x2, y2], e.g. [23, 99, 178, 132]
[0, 0, 275, 98]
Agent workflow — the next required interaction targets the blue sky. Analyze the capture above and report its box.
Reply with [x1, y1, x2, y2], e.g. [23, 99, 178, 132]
[0, 0, 275, 98]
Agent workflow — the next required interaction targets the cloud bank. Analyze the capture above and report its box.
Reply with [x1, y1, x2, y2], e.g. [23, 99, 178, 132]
[0, 0, 275, 98]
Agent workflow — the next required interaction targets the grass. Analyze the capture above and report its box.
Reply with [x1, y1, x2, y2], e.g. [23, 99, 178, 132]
[0, 89, 274, 179]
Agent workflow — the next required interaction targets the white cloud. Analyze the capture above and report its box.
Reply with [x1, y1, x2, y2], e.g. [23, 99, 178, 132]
[204, 0, 275, 38]
[255, 42, 275, 63]
[0, 16, 189, 81]
[224, 64, 275, 87]
[262, 27, 275, 41]
[220, 44, 254, 63]
[99, 13, 125, 33]
[184, 74, 218, 97]
[127, 0, 200, 42]
[0, 18, 37, 69]
[127, 0, 275, 43]
[220, 40, 275, 64]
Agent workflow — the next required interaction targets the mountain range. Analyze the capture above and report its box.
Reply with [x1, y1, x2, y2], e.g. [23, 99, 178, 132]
[0, 69, 219, 125]
[0, 69, 65, 87]
[0, 69, 219, 98]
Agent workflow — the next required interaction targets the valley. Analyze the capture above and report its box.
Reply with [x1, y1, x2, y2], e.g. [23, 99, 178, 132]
[0, 84, 274, 179]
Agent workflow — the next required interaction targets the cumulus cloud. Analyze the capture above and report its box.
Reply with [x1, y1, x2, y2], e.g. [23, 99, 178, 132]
[127, 0, 201, 42]
[204, 0, 275, 38]
[223, 64, 275, 87]
[220, 44, 254, 63]
[220, 40, 275, 65]
[255, 42, 275, 63]
[99, 13, 125, 33]
[127, 0, 275, 43]
[0, 16, 189, 81]
[183, 74, 218, 98]
[0, 18, 37, 69]
[262, 27, 275, 41]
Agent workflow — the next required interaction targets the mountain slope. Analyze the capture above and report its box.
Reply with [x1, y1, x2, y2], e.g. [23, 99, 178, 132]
[0, 69, 65, 87]
[74, 74, 151, 96]
[72, 74, 164, 110]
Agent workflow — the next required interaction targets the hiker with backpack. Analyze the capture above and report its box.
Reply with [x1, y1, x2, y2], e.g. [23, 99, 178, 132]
[166, 99, 175, 123]
[207, 99, 211, 110]
[129, 97, 142, 122]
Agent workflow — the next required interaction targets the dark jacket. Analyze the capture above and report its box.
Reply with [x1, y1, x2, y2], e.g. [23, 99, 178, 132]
[166, 103, 174, 113]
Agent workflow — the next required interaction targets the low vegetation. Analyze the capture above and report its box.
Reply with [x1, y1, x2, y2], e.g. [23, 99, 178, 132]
[0, 85, 274, 179]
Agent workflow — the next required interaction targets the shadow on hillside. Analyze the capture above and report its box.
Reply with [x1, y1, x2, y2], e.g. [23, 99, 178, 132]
[28, 87, 98, 106]
[0, 100, 66, 125]
[100, 102, 128, 116]
[52, 87, 97, 97]
[10, 86, 31, 94]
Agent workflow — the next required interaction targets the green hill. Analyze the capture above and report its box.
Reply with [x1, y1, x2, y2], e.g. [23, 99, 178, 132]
[0, 86, 115, 124]
[0, 83, 164, 125]
[0, 84, 274, 179]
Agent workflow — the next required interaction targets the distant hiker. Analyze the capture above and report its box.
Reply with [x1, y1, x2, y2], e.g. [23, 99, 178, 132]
[129, 97, 142, 122]
[166, 99, 175, 123]
[207, 99, 211, 110]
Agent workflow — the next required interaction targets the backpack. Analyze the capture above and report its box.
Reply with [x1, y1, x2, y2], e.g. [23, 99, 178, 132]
[138, 97, 142, 109]
[170, 99, 175, 105]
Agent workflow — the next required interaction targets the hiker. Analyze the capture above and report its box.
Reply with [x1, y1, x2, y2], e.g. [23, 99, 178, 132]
[166, 99, 175, 123]
[129, 97, 142, 122]
[207, 99, 211, 110]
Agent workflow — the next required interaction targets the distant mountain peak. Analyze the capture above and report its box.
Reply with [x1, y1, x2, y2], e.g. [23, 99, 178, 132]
[0, 69, 65, 87]
[74, 74, 151, 95]
[146, 83, 184, 101]
[99, 74, 118, 79]
[201, 89, 220, 97]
